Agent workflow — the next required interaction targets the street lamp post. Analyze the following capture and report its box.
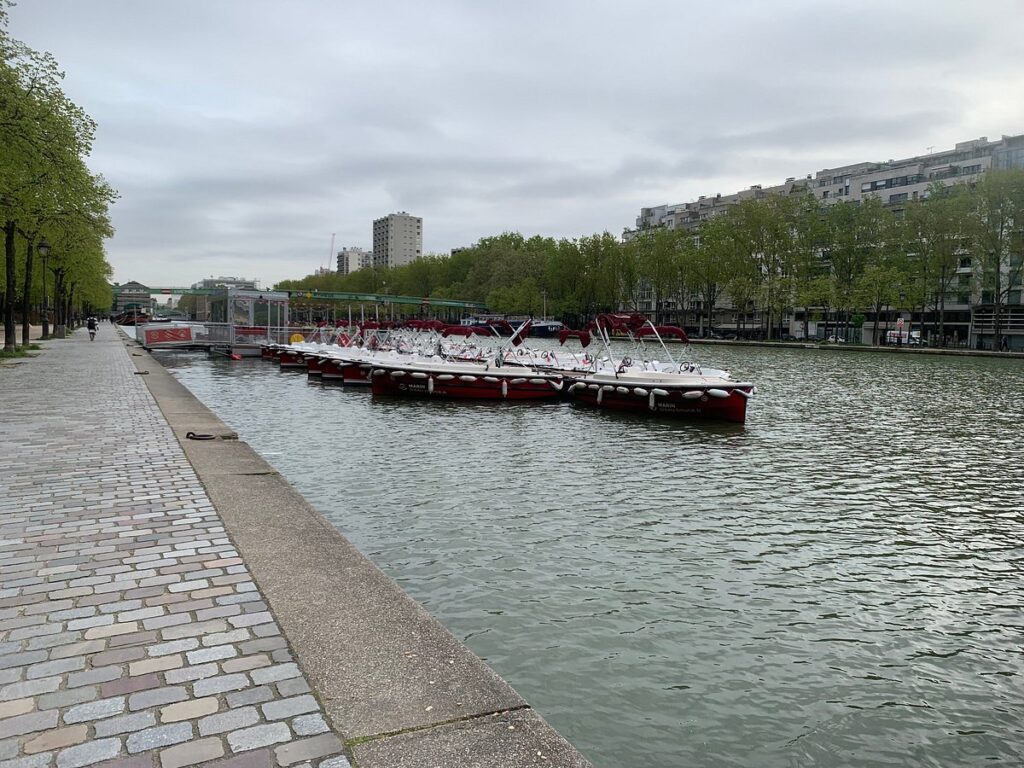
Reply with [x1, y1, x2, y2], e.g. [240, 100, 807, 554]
[37, 238, 51, 340]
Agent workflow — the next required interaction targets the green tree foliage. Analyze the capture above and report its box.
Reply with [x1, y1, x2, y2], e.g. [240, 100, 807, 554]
[1, 3, 115, 349]
[278, 174, 1024, 345]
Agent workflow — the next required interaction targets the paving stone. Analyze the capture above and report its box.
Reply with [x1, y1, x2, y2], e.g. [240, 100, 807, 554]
[159, 696, 219, 723]
[38, 686, 98, 710]
[262, 695, 318, 721]
[0, 709, 58, 739]
[222, 654, 269, 674]
[275, 677, 311, 697]
[100, 673, 160, 698]
[186, 645, 236, 665]
[201, 629, 249, 647]
[90, 755, 152, 768]
[128, 686, 187, 712]
[0, 697, 34, 719]
[251, 663, 300, 685]
[193, 673, 249, 697]
[146, 639, 198, 657]
[319, 757, 352, 768]
[26, 656, 86, 680]
[290, 713, 329, 736]
[49, 640, 105, 660]
[164, 662, 218, 684]
[225, 686, 274, 708]
[23, 724, 88, 754]
[67, 666, 122, 688]
[92, 647, 146, 667]
[202, 748, 272, 768]
[127, 654, 181, 677]
[83, 622, 138, 640]
[198, 705, 259, 737]
[63, 696, 126, 724]
[159, 736, 224, 768]
[6, 753, 58, 768]
[273, 733, 344, 766]
[227, 722, 291, 752]
[126, 721, 193, 753]
[56, 737, 121, 768]
[91, 698, 157, 734]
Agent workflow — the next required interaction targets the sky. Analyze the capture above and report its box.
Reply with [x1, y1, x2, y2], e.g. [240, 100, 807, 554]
[9, 0, 1024, 289]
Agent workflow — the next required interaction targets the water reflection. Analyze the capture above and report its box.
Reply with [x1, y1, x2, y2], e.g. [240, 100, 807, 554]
[156, 347, 1024, 768]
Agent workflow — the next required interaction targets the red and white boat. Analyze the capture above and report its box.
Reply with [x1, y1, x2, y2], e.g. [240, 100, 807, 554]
[368, 322, 563, 401]
[369, 359, 564, 401]
[563, 315, 755, 423]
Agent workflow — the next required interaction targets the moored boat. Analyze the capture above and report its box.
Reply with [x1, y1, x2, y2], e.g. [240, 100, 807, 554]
[562, 315, 755, 423]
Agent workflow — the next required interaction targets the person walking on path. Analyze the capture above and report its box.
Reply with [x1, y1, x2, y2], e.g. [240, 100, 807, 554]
[87, 315, 97, 340]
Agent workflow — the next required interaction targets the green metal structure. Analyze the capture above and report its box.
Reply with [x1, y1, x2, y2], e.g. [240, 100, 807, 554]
[143, 287, 485, 310]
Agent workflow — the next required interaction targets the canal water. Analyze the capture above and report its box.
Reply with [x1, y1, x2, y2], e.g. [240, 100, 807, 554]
[156, 345, 1024, 767]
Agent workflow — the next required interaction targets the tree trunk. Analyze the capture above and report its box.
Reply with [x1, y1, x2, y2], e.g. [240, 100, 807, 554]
[872, 300, 882, 345]
[4, 221, 16, 353]
[21, 241, 33, 347]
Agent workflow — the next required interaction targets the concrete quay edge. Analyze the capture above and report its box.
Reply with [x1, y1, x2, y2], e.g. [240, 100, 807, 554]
[122, 336, 593, 768]
[688, 337, 1024, 358]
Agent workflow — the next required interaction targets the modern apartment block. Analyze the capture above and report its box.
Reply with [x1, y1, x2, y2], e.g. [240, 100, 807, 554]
[634, 133, 1024, 233]
[627, 132, 1024, 349]
[337, 247, 372, 275]
[372, 212, 422, 269]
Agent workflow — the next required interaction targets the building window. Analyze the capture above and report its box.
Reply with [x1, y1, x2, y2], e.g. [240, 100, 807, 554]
[889, 193, 908, 203]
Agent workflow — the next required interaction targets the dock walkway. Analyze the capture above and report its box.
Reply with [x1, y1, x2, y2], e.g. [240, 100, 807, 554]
[0, 325, 591, 768]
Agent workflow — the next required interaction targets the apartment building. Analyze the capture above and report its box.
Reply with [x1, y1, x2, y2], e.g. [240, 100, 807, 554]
[336, 247, 372, 275]
[627, 132, 1024, 348]
[372, 212, 422, 269]
[634, 133, 1024, 234]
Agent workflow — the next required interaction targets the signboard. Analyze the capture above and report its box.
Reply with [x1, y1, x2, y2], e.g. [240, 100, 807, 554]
[896, 318, 905, 329]
[143, 326, 193, 345]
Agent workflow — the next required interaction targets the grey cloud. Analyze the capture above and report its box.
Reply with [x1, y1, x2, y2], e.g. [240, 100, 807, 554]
[9, 0, 1024, 287]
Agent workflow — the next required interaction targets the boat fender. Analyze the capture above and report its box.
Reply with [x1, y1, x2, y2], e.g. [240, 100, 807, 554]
[569, 382, 586, 392]
[648, 392, 657, 411]
[459, 375, 478, 382]
[483, 376, 499, 383]
[601, 385, 615, 392]
[651, 388, 669, 397]
[683, 390, 702, 399]
[510, 378, 527, 385]
[437, 374, 455, 381]
[587, 383, 599, 390]
[372, 369, 386, 377]
[501, 380, 508, 399]
[633, 387, 648, 396]
[390, 370, 405, 378]
[597, 387, 604, 405]
[708, 388, 730, 398]
[428, 377, 435, 394]
[529, 378, 546, 384]
[616, 386, 630, 395]
[410, 372, 428, 379]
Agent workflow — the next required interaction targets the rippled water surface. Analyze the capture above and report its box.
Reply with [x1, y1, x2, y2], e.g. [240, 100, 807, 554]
[157, 345, 1024, 767]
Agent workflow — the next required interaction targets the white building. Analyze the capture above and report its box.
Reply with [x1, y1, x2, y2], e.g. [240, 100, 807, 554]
[372, 212, 422, 269]
[336, 247, 372, 275]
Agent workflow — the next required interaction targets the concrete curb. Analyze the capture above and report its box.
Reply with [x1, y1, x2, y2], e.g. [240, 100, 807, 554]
[121, 336, 593, 767]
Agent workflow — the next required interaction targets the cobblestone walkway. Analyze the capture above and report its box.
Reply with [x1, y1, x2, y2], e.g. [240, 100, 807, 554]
[0, 326, 351, 768]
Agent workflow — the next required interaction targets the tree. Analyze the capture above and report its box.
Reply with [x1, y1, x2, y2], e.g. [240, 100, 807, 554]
[689, 216, 735, 336]
[903, 183, 972, 345]
[1, 3, 111, 349]
[968, 168, 1024, 350]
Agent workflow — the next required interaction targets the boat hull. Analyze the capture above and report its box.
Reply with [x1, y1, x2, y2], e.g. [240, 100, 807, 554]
[567, 382, 752, 423]
[278, 350, 306, 369]
[370, 368, 563, 401]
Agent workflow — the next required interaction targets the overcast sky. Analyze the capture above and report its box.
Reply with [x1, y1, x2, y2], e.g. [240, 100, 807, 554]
[10, 0, 1024, 289]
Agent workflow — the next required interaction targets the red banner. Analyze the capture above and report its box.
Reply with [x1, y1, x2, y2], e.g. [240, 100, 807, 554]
[144, 327, 193, 345]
